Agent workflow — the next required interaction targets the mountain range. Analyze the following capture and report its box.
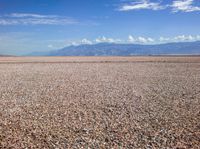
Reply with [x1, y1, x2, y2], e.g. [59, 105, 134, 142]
[0, 54, 14, 57]
[30, 41, 200, 56]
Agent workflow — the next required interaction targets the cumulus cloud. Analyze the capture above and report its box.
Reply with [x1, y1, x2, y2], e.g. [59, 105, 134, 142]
[128, 35, 154, 43]
[158, 35, 200, 43]
[71, 35, 200, 46]
[138, 37, 148, 43]
[95, 36, 121, 43]
[46, 35, 200, 48]
[128, 35, 136, 42]
[69, 36, 122, 46]
[174, 35, 195, 41]
[171, 0, 200, 12]
[81, 38, 93, 44]
[159, 37, 170, 42]
[147, 37, 154, 42]
[68, 38, 93, 46]
[0, 13, 77, 25]
[129, 35, 200, 44]
[119, 0, 165, 11]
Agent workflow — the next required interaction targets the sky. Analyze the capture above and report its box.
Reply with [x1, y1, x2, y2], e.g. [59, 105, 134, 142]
[0, 0, 200, 55]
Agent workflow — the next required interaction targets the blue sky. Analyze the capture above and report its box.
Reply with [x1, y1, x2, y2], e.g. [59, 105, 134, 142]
[0, 0, 200, 55]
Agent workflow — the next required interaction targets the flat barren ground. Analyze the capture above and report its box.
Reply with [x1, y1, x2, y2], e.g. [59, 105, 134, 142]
[0, 57, 200, 148]
[1, 56, 200, 63]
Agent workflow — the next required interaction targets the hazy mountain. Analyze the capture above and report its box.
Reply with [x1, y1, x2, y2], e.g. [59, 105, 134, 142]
[0, 54, 14, 57]
[30, 41, 200, 56]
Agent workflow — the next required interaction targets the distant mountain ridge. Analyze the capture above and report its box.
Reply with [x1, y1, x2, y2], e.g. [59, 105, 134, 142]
[30, 41, 200, 56]
[0, 54, 14, 57]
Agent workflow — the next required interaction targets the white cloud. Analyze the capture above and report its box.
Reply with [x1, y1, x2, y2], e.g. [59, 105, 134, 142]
[68, 38, 93, 46]
[7, 13, 58, 18]
[158, 35, 200, 43]
[128, 35, 154, 43]
[95, 36, 108, 43]
[129, 35, 200, 44]
[71, 42, 79, 46]
[174, 35, 195, 41]
[159, 37, 170, 42]
[81, 38, 93, 44]
[128, 35, 136, 42]
[196, 35, 200, 40]
[138, 36, 148, 43]
[0, 13, 77, 25]
[118, 0, 200, 13]
[171, 0, 200, 12]
[64, 35, 200, 46]
[68, 37, 122, 46]
[0, 18, 76, 25]
[95, 36, 121, 43]
[119, 0, 164, 11]
[147, 37, 154, 42]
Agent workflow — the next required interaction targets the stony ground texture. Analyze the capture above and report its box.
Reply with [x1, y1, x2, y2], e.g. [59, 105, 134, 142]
[0, 57, 200, 148]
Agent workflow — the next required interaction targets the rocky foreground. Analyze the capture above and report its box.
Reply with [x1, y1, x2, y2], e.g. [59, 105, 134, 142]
[0, 57, 200, 148]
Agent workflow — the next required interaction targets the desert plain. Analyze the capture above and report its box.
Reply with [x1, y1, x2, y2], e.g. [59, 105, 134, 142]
[0, 56, 200, 148]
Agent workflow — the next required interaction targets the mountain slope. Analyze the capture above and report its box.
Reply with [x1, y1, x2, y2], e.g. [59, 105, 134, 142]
[30, 41, 200, 56]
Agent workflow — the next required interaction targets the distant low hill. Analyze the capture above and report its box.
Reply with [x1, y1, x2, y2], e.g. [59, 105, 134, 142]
[0, 54, 14, 57]
[30, 41, 200, 56]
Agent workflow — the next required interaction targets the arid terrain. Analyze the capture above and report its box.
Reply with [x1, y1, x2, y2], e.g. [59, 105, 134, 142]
[0, 56, 200, 148]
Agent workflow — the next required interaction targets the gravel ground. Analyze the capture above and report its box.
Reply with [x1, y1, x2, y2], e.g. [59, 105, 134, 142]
[0, 57, 200, 148]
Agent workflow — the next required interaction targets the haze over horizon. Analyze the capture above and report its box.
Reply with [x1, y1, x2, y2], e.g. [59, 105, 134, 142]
[0, 0, 200, 55]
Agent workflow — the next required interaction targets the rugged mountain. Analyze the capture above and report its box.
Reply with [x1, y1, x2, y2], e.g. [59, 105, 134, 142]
[30, 41, 200, 56]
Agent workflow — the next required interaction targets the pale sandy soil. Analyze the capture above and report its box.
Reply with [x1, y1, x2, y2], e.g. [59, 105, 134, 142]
[0, 56, 200, 63]
[0, 57, 200, 148]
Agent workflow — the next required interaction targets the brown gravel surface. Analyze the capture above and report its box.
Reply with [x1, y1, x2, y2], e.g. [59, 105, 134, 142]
[0, 57, 200, 148]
